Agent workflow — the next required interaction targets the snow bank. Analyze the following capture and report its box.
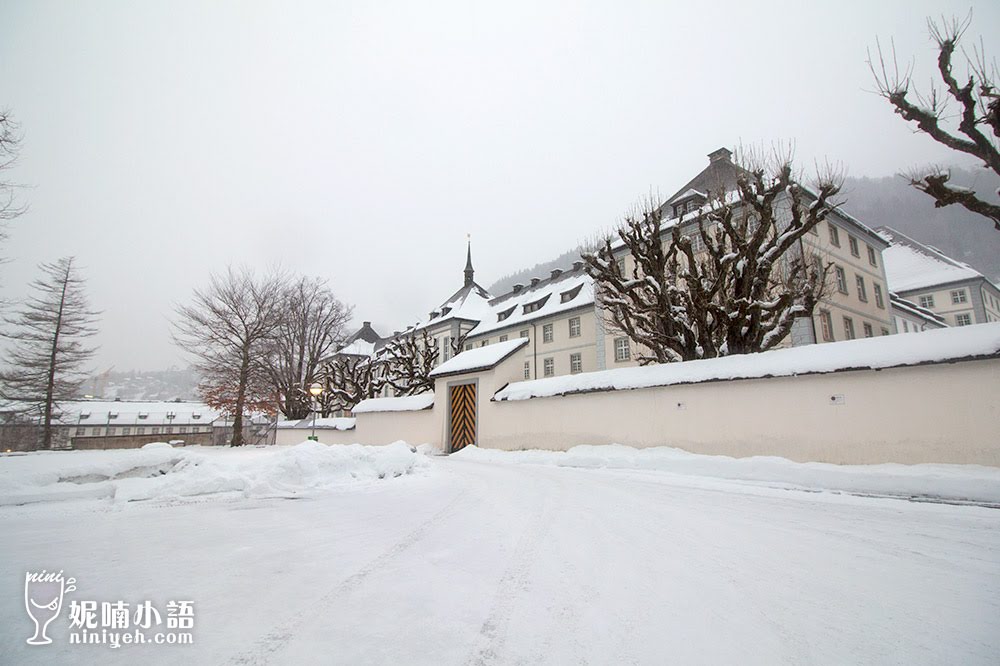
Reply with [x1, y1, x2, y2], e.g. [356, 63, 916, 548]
[454, 445, 1000, 504]
[353, 394, 434, 414]
[429, 337, 529, 377]
[495, 322, 1000, 401]
[0, 442, 427, 506]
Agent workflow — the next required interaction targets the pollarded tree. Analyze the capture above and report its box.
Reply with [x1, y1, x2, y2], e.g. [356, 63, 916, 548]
[266, 276, 352, 420]
[1, 257, 100, 449]
[869, 15, 1000, 230]
[584, 155, 837, 363]
[324, 354, 384, 415]
[173, 267, 285, 446]
[381, 327, 439, 396]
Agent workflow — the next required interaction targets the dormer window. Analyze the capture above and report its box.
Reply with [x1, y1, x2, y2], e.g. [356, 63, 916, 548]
[138, 412, 148, 419]
[497, 306, 516, 322]
[192, 413, 201, 420]
[560, 284, 583, 303]
[108, 412, 119, 419]
[523, 294, 550, 314]
[79, 412, 91, 419]
[441, 306, 452, 316]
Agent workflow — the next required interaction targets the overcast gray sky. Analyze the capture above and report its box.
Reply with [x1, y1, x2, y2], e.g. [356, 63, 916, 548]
[1, 0, 997, 371]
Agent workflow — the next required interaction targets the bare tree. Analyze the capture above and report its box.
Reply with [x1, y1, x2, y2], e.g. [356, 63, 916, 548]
[173, 267, 285, 446]
[0, 109, 26, 234]
[324, 354, 384, 415]
[266, 276, 352, 420]
[0, 257, 99, 449]
[382, 327, 439, 396]
[584, 155, 838, 363]
[869, 14, 1000, 230]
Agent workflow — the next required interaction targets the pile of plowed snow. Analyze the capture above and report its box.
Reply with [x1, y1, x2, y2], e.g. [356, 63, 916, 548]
[0, 441, 427, 506]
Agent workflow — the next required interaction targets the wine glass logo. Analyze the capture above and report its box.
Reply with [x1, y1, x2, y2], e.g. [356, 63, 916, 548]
[24, 570, 76, 646]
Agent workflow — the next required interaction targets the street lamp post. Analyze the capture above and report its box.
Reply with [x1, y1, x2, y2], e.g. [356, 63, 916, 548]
[308, 382, 324, 441]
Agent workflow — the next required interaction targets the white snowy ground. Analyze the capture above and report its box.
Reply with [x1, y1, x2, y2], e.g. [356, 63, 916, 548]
[1, 443, 999, 665]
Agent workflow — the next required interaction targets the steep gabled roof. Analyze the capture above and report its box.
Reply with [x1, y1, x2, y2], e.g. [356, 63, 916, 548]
[662, 148, 748, 209]
[879, 226, 984, 292]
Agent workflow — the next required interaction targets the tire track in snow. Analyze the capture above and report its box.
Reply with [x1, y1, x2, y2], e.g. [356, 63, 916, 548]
[227, 487, 469, 665]
[464, 473, 562, 666]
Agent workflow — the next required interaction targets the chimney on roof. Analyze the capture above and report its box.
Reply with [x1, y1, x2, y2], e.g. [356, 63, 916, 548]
[429, 310, 439, 319]
[512, 283, 524, 294]
[550, 269, 563, 280]
[363, 321, 371, 327]
[572, 261, 584, 271]
[393, 330, 401, 337]
[530, 277, 541, 287]
[708, 147, 732, 164]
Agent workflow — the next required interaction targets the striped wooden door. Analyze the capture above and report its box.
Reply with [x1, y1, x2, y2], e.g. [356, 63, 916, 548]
[448, 383, 477, 453]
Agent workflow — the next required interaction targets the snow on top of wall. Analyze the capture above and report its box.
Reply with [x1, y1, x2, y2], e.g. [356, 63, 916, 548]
[276, 417, 356, 430]
[430, 337, 530, 377]
[880, 228, 982, 292]
[494, 322, 1000, 401]
[353, 393, 435, 414]
[469, 271, 594, 338]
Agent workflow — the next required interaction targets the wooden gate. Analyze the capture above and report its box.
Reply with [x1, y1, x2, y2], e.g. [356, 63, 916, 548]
[448, 383, 477, 453]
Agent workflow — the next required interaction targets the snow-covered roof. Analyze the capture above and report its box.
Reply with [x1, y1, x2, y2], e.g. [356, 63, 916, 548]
[494, 322, 1000, 401]
[469, 269, 594, 338]
[879, 227, 983, 293]
[430, 337, 530, 378]
[276, 417, 356, 430]
[53, 400, 219, 426]
[336, 339, 376, 357]
[353, 393, 435, 414]
[890, 292, 947, 328]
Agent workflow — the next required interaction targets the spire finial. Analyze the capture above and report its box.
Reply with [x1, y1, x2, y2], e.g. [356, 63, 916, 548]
[464, 235, 474, 287]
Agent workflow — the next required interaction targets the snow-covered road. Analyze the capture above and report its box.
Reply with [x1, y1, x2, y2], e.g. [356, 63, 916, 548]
[2, 454, 999, 665]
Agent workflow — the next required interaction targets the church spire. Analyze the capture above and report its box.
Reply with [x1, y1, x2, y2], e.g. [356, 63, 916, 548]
[464, 235, 475, 287]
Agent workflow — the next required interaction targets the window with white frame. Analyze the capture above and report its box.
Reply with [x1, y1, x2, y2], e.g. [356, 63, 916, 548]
[442, 336, 451, 361]
[480, 340, 488, 347]
[542, 323, 553, 343]
[543, 357, 554, 377]
[524, 361, 530, 379]
[848, 235, 860, 257]
[75, 427, 85, 436]
[919, 295, 935, 308]
[956, 313, 972, 326]
[843, 316, 856, 340]
[873, 283, 884, 309]
[835, 266, 848, 294]
[616, 258, 626, 275]
[568, 317, 581, 338]
[570, 353, 582, 374]
[828, 225, 840, 247]
[499, 334, 508, 342]
[123, 427, 131, 435]
[520, 330, 529, 339]
[614, 337, 630, 362]
[867, 246, 878, 267]
[856, 275, 867, 302]
[951, 289, 967, 304]
[881, 327, 890, 336]
[819, 310, 834, 342]
[863, 322, 874, 338]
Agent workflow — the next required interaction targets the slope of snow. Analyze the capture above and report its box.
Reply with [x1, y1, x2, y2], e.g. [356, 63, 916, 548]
[455, 444, 1000, 504]
[0, 442, 426, 506]
[881, 228, 982, 291]
[353, 393, 435, 413]
[495, 322, 1000, 401]
[429, 337, 529, 377]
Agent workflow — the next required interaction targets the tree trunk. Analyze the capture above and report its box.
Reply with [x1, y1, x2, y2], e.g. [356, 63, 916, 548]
[231, 351, 250, 447]
[42, 266, 70, 449]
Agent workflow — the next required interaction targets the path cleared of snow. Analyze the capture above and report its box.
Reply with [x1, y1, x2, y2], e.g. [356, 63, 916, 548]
[0, 445, 998, 665]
